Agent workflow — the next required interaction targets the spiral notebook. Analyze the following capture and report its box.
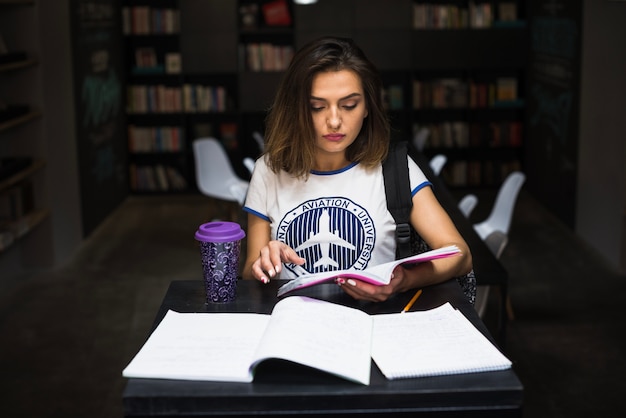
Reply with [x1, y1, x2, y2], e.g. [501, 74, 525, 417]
[371, 302, 512, 379]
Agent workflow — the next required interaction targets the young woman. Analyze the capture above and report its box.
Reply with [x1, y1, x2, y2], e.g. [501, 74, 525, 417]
[242, 37, 473, 303]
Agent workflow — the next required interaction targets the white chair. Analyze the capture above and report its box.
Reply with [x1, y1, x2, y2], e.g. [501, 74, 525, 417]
[472, 171, 525, 319]
[429, 154, 447, 175]
[473, 172, 526, 240]
[252, 131, 265, 152]
[412, 127, 430, 152]
[458, 194, 478, 218]
[243, 157, 255, 175]
[474, 230, 509, 318]
[192, 138, 249, 206]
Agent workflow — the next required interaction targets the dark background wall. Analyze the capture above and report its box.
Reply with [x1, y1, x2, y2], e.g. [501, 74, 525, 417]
[577, 0, 626, 271]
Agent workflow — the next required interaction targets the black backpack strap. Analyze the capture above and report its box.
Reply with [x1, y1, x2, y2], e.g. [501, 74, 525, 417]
[382, 141, 413, 260]
[383, 141, 477, 305]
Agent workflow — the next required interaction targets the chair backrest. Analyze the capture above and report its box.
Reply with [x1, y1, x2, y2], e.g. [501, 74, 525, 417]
[473, 171, 525, 239]
[483, 230, 509, 259]
[192, 138, 249, 205]
[474, 229, 509, 318]
[429, 154, 447, 175]
[412, 127, 430, 152]
[458, 194, 478, 218]
[252, 131, 265, 152]
[243, 157, 255, 175]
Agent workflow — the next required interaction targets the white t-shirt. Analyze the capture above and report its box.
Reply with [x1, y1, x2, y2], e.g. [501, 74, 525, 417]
[243, 156, 431, 281]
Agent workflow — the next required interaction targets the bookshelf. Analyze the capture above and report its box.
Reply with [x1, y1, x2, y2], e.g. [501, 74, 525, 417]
[123, 0, 188, 193]
[123, 0, 244, 193]
[237, 0, 294, 158]
[405, 0, 528, 188]
[0, 0, 48, 254]
[120, 0, 528, 193]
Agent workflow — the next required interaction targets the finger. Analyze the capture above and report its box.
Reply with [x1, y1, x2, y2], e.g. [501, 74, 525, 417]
[341, 279, 390, 302]
[281, 247, 305, 267]
[267, 241, 287, 274]
[251, 260, 270, 284]
[258, 246, 278, 278]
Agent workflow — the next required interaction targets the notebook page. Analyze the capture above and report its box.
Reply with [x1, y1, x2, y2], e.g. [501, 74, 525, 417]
[371, 303, 511, 379]
[251, 296, 373, 385]
[122, 310, 270, 382]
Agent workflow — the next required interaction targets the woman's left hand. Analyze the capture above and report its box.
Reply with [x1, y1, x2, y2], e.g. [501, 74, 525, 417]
[337, 265, 407, 302]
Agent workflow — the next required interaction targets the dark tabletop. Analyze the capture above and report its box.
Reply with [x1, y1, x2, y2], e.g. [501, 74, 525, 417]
[123, 279, 522, 417]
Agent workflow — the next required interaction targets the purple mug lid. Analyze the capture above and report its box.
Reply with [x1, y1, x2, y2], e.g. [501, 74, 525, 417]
[195, 221, 246, 243]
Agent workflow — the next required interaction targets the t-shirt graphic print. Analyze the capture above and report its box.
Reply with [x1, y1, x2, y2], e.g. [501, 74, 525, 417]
[276, 197, 376, 278]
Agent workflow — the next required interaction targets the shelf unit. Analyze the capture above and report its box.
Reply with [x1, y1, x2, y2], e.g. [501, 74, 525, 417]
[123, 0, 243, 193]
[0, 0, 48, 254]
[236, 0, 294, 161]
[120, 0, 528, 193]
[123, 0, 187, 193]
[402, 0, 528, 188]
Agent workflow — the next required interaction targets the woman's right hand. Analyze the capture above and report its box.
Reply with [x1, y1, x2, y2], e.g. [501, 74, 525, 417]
[251, 240, 305, 283]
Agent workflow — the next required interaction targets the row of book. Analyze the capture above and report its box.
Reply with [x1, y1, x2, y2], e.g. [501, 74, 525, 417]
[129, 164, 188, 192]
[0, 211, 43, 253]
[415, 121, 523, 149]
[412, 77, 520, 109]
[132, 48, 182, 75]
[126, 85, 230, 114]
[413, 2, 518, 29]
[122, 7, 180, 35]
[240, 0, 293, 28]
[442, 159, 522, 188]
[0, 180, 39, 252]
[127, 125, 184, 153]
[242, 43, 294, 72]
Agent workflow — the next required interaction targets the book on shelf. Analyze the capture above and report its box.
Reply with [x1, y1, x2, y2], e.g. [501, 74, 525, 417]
[183, 85, 228, 113]
[413, 4, 469, 29]
[496, 77, 518, 102]
[128, 126, 183, 153]
[122, 6, 180, 35]
[122, 297, 512, 385]
[277, 246, 461, 298]
[262, 0, 292, 26]
[239, 2, 260, 29]
[127, 85, 183, 113]
[129, 164, 187, 192]
[498, 2, 518, 22]
[469, 2, 493, 28]
[245, 43, 294, 72]
[154, 165, 169, 191]
[134, 47, 157, 70]
[165, 52, 181, 74]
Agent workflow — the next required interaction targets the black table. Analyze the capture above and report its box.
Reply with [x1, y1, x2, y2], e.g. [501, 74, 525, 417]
[123, 279, 523, 417]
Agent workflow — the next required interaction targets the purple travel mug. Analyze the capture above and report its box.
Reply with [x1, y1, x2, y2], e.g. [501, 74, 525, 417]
[195, 221, 246, 303]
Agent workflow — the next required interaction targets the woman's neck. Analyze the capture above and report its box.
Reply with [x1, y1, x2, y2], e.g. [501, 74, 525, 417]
[313, 152, 349, 172]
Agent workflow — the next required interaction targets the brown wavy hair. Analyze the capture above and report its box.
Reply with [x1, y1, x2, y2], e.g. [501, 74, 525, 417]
[263, 37, 390, 178]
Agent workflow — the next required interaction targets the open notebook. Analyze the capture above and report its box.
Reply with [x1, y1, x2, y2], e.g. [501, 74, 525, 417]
[123, 297, 511, 385]
[277, 245, 462, 297]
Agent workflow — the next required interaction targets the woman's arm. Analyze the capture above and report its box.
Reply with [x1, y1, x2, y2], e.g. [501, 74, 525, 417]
[338, 186, 472, 301]
[242, 213, 305, 282]
[399, 185, 473, 290]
